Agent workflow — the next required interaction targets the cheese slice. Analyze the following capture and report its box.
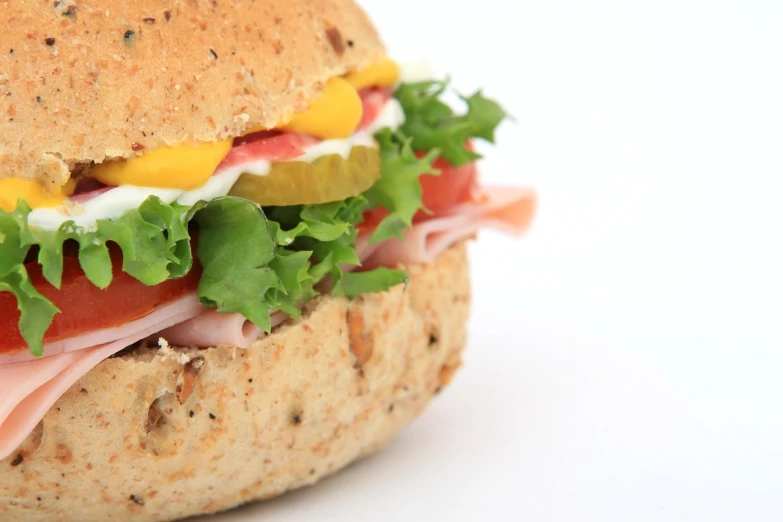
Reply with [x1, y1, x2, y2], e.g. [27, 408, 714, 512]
[89, 139, 234, 190]
[283, 77, 363, 139]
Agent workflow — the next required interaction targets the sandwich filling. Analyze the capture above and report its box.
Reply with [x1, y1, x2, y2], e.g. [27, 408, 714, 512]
[0, 59, 536, 460]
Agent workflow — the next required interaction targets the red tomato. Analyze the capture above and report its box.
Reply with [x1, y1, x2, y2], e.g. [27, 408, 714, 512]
[417, 155, 478, 219]
[0, 248, 201, 355]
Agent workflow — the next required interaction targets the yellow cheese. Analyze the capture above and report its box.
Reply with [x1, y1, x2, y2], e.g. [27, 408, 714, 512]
[283, 77, 363, 140]
[344, 58, 401, 90]
[89, 139, 233, 190]
[0, 179, 75, 212]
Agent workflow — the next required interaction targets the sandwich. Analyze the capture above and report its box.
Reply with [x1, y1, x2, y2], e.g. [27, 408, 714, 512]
[0, 1, 536, 520]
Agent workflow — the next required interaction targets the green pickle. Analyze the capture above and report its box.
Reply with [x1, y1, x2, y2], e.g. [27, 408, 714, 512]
[229, 145, 380, 206]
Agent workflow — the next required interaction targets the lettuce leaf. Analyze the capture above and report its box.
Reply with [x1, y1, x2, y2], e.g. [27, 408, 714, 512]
[395, 80, 510, 166]
[264, 202, 354, 317]
[0, 266, 59, 357]
[190, 197, 279, 332]
[364, 129, 439, 244]
[334, 268, 409, 299]
[264, 196, 366, 315]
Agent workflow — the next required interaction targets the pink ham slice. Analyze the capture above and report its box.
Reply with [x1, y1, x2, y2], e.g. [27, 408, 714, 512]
[0, 296, 203, 460]
[356, 88, 392, 131]
[156, 309, 288, 349]
[360, 186, 537, 269]
[219, 132, 321, 169]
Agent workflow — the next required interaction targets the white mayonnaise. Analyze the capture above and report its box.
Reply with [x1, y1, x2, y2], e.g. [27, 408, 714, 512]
[27, 98, 406, 232]
[176, 159, 271, 207]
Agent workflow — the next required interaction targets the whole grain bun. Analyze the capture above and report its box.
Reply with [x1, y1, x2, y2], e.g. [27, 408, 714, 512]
[0, 0, 385, 188]
[0, 242, 470, 522]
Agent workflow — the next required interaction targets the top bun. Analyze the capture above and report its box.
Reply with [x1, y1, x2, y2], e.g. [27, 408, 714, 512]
[0, 0, 385, 187]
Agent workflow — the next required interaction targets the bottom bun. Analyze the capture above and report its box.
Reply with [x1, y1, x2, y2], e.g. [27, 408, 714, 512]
[0, 242, 471, 522]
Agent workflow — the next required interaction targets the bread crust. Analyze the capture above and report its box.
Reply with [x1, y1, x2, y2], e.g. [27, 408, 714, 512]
[0, 0, 385, 187]
[0, 242, 471, 522]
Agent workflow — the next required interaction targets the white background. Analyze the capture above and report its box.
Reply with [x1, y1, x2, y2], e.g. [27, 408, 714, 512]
[211, 1, 783, 520]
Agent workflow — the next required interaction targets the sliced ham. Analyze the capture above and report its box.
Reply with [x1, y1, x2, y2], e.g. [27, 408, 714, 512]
[70, 187, 112, 203]
[220, 132, 321, 168]
[361, 186, 537, 268]
[0, 298, 203, 461]
[156, 310, 288, 349]
[0, 352, 82, 426]
[357, 88, 393, 131]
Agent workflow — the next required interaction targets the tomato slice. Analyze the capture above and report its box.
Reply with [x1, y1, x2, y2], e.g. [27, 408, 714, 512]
[361, 146, 479, 231]
[417, 155, 478, 219]
[0, 247, 201, 355]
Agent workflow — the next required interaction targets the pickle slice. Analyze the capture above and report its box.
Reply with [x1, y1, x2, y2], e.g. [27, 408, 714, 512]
[228, 145, 380, 206]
